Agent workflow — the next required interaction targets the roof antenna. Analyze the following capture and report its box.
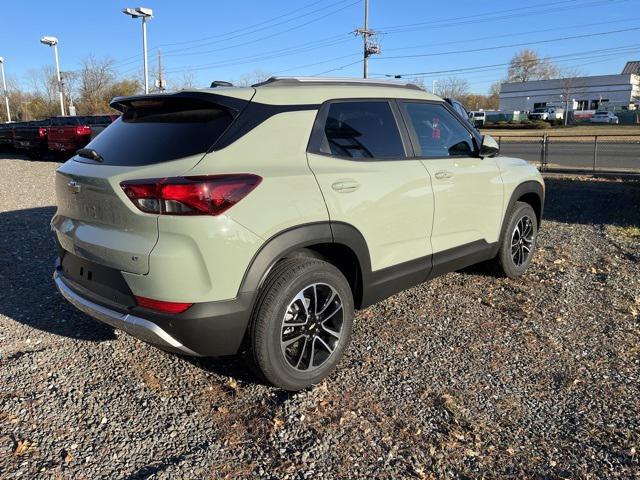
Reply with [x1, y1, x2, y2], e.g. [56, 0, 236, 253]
[210, 80, 233, 88]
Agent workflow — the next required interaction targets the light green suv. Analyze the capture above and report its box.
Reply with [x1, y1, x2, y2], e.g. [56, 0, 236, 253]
[52, 77, 544, 390]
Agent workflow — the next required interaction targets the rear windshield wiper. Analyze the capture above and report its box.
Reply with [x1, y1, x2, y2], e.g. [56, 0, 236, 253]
[76, 147, 103, 163]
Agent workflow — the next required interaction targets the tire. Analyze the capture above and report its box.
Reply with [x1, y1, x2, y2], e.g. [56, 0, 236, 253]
[249, 257, 354, 390]
[497, 201, 538, 279]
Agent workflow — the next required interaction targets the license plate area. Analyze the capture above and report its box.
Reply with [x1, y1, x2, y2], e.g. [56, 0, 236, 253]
[60, 251, 136, 308]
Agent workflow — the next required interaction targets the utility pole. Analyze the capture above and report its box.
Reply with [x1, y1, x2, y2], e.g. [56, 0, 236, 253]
[354, 0, 380, 78]
[156, 49, 166, 91]
[0, 57, 11, 122]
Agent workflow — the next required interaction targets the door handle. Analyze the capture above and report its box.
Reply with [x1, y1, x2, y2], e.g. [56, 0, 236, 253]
[434, 170, 453, 180]
[331, 179, 360, 193]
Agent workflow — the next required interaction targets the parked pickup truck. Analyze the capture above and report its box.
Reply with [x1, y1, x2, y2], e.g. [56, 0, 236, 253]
[47, 116, 94, 155]
[528, 107, 564, 121]
[87, 115, 118, 140]
[48, 115, 118, 155]
[0, 123, 15, 148]
[12, 119, 51, 158]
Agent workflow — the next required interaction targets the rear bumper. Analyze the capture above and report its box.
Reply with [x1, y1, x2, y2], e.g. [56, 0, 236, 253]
[53, 262, 255, 357]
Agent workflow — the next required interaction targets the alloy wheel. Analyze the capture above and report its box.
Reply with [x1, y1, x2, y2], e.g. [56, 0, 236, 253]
[511, 215, 534, 267]
[280, 283, 344, 372]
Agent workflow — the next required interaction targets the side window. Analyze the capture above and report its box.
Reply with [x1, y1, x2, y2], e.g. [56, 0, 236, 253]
[319, 101, 405, 159]
[403, 102, 475, 158]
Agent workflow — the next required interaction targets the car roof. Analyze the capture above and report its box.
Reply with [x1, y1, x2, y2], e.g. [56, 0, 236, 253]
[112, 76, 443, 109]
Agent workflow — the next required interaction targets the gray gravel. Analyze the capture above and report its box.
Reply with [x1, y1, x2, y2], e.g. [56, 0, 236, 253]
[1, 153, 639, 479]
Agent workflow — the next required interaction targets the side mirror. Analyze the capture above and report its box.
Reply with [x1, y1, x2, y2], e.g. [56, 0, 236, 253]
[480, 135, 499, 158]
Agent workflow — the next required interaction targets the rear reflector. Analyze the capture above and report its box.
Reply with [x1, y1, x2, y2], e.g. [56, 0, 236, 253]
[121, 174, 262, 216]
[135, 296, 193, 314]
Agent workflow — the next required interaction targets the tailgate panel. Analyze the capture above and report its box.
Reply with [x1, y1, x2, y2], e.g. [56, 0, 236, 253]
[53, 162, 159, 275]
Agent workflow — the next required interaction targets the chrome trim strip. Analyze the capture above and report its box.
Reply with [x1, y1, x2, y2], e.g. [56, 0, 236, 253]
[54, 272, 202, 357]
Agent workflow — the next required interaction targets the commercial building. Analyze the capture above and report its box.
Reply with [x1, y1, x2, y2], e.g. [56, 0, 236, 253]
[499, 61, 640, 114]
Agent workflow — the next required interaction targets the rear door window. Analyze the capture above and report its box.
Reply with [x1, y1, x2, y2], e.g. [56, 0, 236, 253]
[81, 97, 236, 166]
[316, 101, 406, 159]
[402, 102, 476, 158]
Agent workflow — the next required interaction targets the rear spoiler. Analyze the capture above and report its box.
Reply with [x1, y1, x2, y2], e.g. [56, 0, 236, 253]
[109, 91, 251, 115]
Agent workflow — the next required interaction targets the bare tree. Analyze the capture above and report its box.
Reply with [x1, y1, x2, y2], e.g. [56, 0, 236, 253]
[235, 69, 272, 87]
[558, 67, 585, 125]
[78, 55, 118, 114]
[435, 77, 470, 99]
[168, 71, 198, 91]
[508, 48, 559, 82]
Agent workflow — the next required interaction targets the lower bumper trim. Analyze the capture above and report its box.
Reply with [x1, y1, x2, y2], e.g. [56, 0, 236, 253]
[54, 272, 202, 356]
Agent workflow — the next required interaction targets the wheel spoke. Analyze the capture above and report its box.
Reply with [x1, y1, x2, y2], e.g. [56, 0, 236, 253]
[315, 335, 334, 354]
[317, 289, 337, 316]
[306, 337, 317, 370]
[321, 324, 341, 339]
[295, 337, 309, 369]
[282, 333, 305, 348]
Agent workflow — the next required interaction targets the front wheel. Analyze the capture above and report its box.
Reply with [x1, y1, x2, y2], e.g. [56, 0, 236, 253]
[249, 257, 354, 390]
[497, 201, 538, 278]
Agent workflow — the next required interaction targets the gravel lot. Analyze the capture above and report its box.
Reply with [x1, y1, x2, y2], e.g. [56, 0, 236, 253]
[1, 153, 639, 479]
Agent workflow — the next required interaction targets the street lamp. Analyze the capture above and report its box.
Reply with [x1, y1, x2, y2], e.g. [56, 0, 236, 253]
[0, 57, 11, 122]
[40, 36, 65, 116]
[122, 7, 153, 94]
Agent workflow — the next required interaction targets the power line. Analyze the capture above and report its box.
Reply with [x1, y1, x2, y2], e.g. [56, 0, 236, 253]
[373, 44, 640, 78]
[377, 0, 630, 34]
[112, 0, 346, 66]
[375, 26, 640, 61]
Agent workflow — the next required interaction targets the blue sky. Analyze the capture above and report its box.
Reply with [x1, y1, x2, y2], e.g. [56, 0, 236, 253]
[0, 0, 638, 94]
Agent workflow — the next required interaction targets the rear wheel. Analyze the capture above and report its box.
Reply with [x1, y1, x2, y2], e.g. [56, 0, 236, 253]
[497, 201, 538, 278]
[249, 257, 354, 390]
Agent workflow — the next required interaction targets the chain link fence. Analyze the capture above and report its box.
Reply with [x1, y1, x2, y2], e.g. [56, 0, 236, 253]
[496, 134, 640, 174]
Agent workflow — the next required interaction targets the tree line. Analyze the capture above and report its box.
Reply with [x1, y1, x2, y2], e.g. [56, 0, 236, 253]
[0, 49, 568, 122]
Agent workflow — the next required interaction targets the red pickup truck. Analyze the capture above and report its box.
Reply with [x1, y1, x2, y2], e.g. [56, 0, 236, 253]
[47, 115, 117, 155]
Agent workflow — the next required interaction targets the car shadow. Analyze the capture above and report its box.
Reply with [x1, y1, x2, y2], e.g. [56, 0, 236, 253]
[0, 206, 116, 342]
[543, 176, 640, 227]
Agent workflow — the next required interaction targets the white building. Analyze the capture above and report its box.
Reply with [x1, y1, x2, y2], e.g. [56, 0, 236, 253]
[499, 61, 640, 114]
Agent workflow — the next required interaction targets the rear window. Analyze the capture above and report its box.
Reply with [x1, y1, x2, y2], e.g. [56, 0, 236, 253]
[52, 116, 82, 126]
[80, 97, 235, 166]
[317, 101, 405, 159]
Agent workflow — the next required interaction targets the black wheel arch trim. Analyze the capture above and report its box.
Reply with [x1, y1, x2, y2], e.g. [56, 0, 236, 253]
[504, 180, 545, 229]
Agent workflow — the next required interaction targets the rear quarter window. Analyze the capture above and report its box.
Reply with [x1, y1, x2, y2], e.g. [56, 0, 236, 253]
[80, 97, 235, 166]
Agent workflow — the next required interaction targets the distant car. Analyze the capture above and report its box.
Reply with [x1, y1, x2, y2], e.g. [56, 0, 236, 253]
[444, 98, 477, 130]
[469, 111, 486, 127]
[528, 107, 563, 121]
[590, 111, 619, 124]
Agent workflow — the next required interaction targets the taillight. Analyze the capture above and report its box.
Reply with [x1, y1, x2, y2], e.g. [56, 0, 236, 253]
[75, 125, 91, 136]
[135, 296, 192, 314]
[120, 174, 262, 216]
[38, 127, 47, 139]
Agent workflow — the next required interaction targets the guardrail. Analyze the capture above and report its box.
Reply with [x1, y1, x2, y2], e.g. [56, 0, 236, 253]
[495, 134, 640, 174]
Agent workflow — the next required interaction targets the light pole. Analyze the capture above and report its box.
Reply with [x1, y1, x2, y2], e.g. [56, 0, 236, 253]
[122, 7, 153, 94]
[0, 57, 10, 122]
[40, 36, 65, 116]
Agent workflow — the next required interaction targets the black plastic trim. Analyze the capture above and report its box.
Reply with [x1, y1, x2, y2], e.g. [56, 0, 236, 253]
[429, 240, 499, 279]
[504, 181, 545, 228]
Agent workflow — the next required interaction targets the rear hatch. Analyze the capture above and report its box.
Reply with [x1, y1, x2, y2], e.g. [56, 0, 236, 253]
[52, 89, 254, 275]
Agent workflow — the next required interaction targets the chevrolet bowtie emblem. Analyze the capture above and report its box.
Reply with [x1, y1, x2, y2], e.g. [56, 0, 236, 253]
[67, 180, 81, 194]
